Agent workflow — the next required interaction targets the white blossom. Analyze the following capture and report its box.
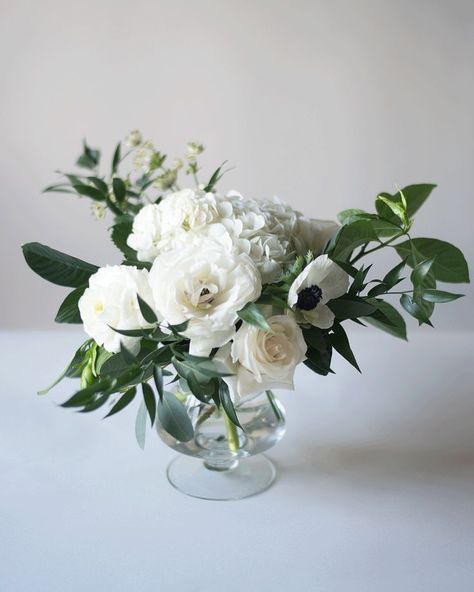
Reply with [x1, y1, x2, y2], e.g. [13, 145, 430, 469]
[148, 236, 261, 356]
[79, 265, 154, 354]
[288, 255, 349, 329]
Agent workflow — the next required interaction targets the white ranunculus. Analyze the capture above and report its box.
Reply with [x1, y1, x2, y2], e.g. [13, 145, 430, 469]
[227, 314, 307, 399]
[291, 217, 339, 256]
[127, 203, 164, 262]
[79, 265, 154, 354]
[148, 237, 262, 356]
[288, 255, 349, 329]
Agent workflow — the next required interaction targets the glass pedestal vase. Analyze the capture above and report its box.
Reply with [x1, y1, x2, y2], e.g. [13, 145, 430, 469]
[156, 390, 286, 500]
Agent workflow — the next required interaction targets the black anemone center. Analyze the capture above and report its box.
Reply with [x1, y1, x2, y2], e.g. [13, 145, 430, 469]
[296, 285, 323, 310]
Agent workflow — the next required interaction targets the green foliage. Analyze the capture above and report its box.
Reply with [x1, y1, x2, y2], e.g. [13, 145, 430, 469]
[218, 380, 242, 428]
[55, 287, 85, 323]
[157, 391, 194, 442]
[104, 387, 137, 418]
[363, 300, 407, 340]
[22, 243, 98, 288]
[237, 302, 271, 331]
[76, 141, 101, 170]
[395, 238, 469, 283]
[137, 294, 158, 324]
[327, 324, 360, 372]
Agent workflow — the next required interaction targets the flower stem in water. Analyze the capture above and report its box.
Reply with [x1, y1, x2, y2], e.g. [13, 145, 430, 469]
[223, 410, 239, 453]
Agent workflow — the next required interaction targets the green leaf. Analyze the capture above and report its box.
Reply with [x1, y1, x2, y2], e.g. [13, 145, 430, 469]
[55, 286, 85, 323]
[383, 258, 407, 286]
[410, 257, 435, 287]
[22, 242, 98, 287]
[142, 382, 156, 426]
[302, 327, 325, 352]
[43, 183, 75, 194]
[218, 380, 242, 428]
[61, 378, 112, 408]
[137, 294, 158, 324]
[110, 220, 135, 259]
[37, 340, 91, 395]
[330, 220, 378, 261]
[72, 184, 106, 201]
[153, 365, 163, 401]
[104, 387, 136, 418]
[120, 343, 136, 365]
[376, 195, 408, 227]
[203, 161, 227, 192]
[304, 346, 333, 376]
[157, 391, 194, 441]
[135, 399, 147, 449]
[327, 324, 360, 372]
[76, 141, 100, 170]
[111, 142, 121, 174]
[421, 289, 464, 303]
[376, 184, 436, 225]
[87, 176, 108, 194]
[327, 296, 377, 320]
[400, 294, 433, 326]
[363, 299, 407, 340]
[237, 302, 271, 331]
[112, 177, 126, 203]
[395, 238, 469, 284]
[337, 208, 366, 225]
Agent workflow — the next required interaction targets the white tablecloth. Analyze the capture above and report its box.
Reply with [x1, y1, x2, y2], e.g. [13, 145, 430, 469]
[1, 330, 473, 591]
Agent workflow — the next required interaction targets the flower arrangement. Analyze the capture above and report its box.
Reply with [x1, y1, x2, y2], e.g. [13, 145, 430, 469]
[22, 132, 470, 451]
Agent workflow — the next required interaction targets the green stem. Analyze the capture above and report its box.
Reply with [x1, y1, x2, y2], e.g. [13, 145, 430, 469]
[350, 232, 406, 264]
[266, 390, 283, 423]
[223, 410, 239, 453]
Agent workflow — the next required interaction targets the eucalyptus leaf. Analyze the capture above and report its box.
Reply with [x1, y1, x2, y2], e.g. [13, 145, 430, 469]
[135, 399, 147, 449]
[142, 382, 156, 426]
[157, 391, 194, 442]
[219, 380, 242, 428]
[104, 387, 136, 418]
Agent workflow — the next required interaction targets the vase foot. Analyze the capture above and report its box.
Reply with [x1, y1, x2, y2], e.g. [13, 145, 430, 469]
[166, 454, 276, 500]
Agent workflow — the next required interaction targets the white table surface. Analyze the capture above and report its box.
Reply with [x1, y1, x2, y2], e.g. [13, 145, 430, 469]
[1, 329, 473, 591]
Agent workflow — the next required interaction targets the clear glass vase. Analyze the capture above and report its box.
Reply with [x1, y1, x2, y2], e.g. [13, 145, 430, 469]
[156, 388, 286, 500]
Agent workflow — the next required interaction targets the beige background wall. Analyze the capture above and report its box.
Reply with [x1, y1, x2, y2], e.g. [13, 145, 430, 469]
[1, 0, 473, 330]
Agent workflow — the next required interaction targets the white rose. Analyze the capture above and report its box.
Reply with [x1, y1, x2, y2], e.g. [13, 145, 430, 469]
[79, 265, 154, 354]
[227, 314, 307, 399]
[288, 255, 349, 329]
[292, 217, 339, 256]
[148, 236, 262, 356]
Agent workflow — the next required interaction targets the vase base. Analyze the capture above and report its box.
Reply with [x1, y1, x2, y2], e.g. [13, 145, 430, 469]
[166, 454, 276, 500]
